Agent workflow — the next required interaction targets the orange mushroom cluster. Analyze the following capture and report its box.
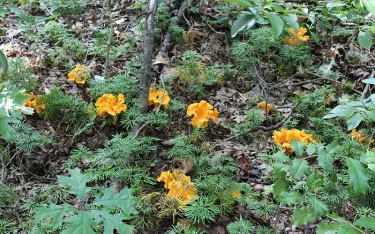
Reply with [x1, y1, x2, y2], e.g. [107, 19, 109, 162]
[95, 94, 127, 118]
[148, 88, 170, 110]
[23, 93, 46, 114]
[187, 100, 218, 128]
[157, 170, 197, 203]
[351, 129, 374, 144]
[257, 101, 273, 113]
[283, 27, 309, 46]
[273, 128, 314, 155]
[67, 64, 90, 85]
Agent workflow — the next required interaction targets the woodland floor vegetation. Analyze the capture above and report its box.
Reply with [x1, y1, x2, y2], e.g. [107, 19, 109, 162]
[1, 0, 375, 233]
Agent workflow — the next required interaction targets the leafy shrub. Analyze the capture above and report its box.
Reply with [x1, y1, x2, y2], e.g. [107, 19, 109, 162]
[30, 168, 138, 233]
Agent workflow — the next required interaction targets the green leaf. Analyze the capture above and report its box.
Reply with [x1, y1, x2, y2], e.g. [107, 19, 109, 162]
[218, 0, 253, 7]
[361, 150, 375, 172]
[358, 30, 373, 51]
[354, 216, 375, 230]
[316, 222, 341, 234]
[0, 50, 8, 78]
[92, 210, 134, 234]
[317, 150, 334, 172]
[282, 14, 299, 32]
[279, 192, 301, 205]
[306, 143, 316, 156]
[34, 204, 76, 229]
[61, 211, 96, 234]
[93, 187, 138, 216]
[307, 173, 324, 190]
[231, 14, 256, 37]
[324, 105, 356, 118]
[272, 163, 289, 177]
[338, 224, 363, 234]
[291, 139, 305, 156]
[57, 168, 91, 200]
[362, 0, 375, 20]
[292, 206, 316, 227]
[9, 5, 33, 23]
[272, 151, 290, 162]
[346, 158, 370, 194]
[290, 159, 309, 180]
[347, 113, 363, 131]
[273, 178, 288, 200]
[266, 12, 284, 37]
[308, 196, 328, 217]
[310, 31, 321, 44]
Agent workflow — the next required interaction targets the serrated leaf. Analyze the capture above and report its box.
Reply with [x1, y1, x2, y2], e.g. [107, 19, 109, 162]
[231, 14, 256, 37]
[61, 211, 96, 234]
[92, 210, 134, 234]
[273, 178, 288, 200]
[292, 206, 316, 227]
[266, 12, 284, 37]
[306, 143, 316, 156]
[57, 168, 91, 200]
[358, 30, 373, 50]
[291, 139, 305, 156]
[318, 150, 334, 172]
[290, 159, 309, 180]
[93, 187, 138, 216]
[34, 204, 76, 230]
[308, 196, 328, 217]
[354, 216, 375, 230]
[279, 192, 301, 205]
[337, 224, 363, 234]
[272, 151, 290, 162]
[347, 113, 362, 131]
[273, 163, 289, 177]
[316, 222, 341, 234]
[282, 14, 299, 32]
[307, 173, 324, 190]
[346, 158, 370, 194]
[361, 150, 375, 172]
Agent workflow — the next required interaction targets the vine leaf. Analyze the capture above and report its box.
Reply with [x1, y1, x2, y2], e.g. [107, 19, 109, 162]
[34, 204, 76, 230]
[57, 168, 91, 200]
[61, 211, 96, 234]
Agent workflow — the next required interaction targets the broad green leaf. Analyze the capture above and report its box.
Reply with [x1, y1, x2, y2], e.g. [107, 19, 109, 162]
[353, 216, 375, 230]
[218, 0, 253, 7]
[316, 222, 341, 234]
[347, 113, 362, 131]
[318, 150, 334, 172]
[310, 31, 320, 44]
[290, 159, 309, 180]
[291, 139, 305, 156]
[337, 224, 363, 234]
[358, 30, 373, 50]
[307, 173, 324, 190]
[9, 5, 33, 23]
[306, 143, 316, 156]
[324, 105, 356, 118]
[0, 50, 7, 78]
[361, 150, 375, 172]
[266, 12, 284, 37]
[279, 192, 301, 205]
[92, 210, 134, 234]
[231, 14, 256, 37]
[273, 178, 288, 200]
[272, 163, 289, 177]
[282, 14, 299, 32]
[57, 168, 91, 200]
[61, 211, 96, 234]
[327, 2, 346, 8]
[292, 206, 316, 227]
[93, 187, 138, 216]
[272, 151, 290, 162]
[34, 204, 76, 229]
[362, 0, 375, 18]
[362, 78, 375, 85]
[346, 158, 370, 194]
[308, 196, 328, 217]
[370, 94, 375, 104]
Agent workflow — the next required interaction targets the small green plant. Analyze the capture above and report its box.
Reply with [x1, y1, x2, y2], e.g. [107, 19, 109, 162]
[227, 216, 255, 234]
[37, 88, 96, 130]
[89, 74, 138, 100]
[31, 168, 138, 233]
[42, 0, 87, 16]
[3, 58, 38, 92]
[184, 195, 220, 224]
[0, 219, 17, 234]
[231, 109, 264, 140]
